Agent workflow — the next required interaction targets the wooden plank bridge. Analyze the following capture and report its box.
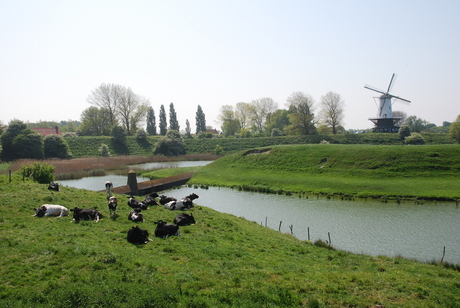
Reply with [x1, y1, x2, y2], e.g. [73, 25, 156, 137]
[107, 172, 194, 196]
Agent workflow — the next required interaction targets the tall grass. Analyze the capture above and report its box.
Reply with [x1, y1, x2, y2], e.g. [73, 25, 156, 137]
[0, 176, 459, 307]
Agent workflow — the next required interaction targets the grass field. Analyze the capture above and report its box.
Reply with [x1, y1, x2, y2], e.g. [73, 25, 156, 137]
[1, 172, 459, 307]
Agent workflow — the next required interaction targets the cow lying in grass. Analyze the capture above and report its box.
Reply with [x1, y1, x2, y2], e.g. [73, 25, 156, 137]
[70, 207, 103, 222]
[163, 193, 199, 210]
[154, 220, 180, 238]
[127, 225, 152, 244]
[34, 204, 69, 217]
[128, 208, 144, 222]
[174, 213, 196, 226]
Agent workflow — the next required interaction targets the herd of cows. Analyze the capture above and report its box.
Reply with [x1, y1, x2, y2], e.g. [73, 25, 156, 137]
[34, 181, 199, 245]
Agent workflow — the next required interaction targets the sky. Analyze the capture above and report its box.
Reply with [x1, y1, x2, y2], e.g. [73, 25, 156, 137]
[1, 0, 459, 131]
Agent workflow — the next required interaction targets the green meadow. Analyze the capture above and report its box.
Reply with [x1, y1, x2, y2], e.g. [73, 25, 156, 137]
[1, 173, 460, 307]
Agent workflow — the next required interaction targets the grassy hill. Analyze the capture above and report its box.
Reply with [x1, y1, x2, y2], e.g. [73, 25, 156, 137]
[185, 144, 460, 200]
[0, 175, 459, 307]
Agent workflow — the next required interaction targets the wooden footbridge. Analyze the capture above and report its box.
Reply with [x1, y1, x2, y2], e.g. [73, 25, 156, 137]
[108, 172, 194, 196]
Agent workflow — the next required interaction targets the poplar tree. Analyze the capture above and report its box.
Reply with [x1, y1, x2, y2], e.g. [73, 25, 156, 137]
[146, 106, 157, 135]
[169, 102, 180, 131]
[159, 105, 167, 136]
[195, 105, 206, 134]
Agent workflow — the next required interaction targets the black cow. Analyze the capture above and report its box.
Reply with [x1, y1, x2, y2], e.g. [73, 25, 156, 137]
[48, 182, 60, 191]
[127, 225, 151, 244]
[128, 208, 144, 222]
[154, 220, 180, 238]
[70, 207, 103, 222]
[174, 213, 196, 226]
[108, 196, 118, 217]
[144, 192, 159, 206]
[127, 196, 148, 210]
[159, 195, 177, 205]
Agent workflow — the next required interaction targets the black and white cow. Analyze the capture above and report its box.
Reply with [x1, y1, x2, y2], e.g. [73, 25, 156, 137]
[127, 225, 152, 244]
[173, 212, 196, 226]
[108, 196, 118, 216]
[48, 182, 60, 191]
[154, 220, 180, 238]
[159, 195, 177, 205]
[105, 181, 113, 200]
[127, 196, 148, 210]
[144, 192, 159, 206]
[128, 208, 144, 222]
[70, 207, 103, 222]
[163, 193, 199, 210]
[34, 204, 69, 217]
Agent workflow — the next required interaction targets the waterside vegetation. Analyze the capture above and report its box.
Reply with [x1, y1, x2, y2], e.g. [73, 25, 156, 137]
[0, 176, 459, 307]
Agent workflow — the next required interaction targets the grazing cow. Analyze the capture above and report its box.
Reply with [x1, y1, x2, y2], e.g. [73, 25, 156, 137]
[108, 196, 118, 217]
[144, 192, 159, 206]
[128, 208, 144, 222]
[163, 193, 199, 210]
[127, 225, 152, 244]
[34, 204, 69, 217]
[105, 181, 113, 200]
[174, 213, 196, 226]
[159, 195, 177, 205]
[154, 220, 180, 238]
[48, 182, 60, 191]
[70, 207, 103, 222]
[127, 196, 148, 210]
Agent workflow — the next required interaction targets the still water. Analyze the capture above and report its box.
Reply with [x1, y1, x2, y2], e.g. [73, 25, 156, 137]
[60, 161, 460, 265]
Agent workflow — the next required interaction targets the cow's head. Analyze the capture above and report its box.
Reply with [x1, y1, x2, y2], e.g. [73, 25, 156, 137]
[108, 196, 118, 204]
[188, 193, 199, 200]
[34, 206, 47, 217]
[70, 207, 82, 219]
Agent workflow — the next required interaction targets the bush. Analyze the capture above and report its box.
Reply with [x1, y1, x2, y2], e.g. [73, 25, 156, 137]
[21, 162, 55, 184]
[99, 143, 110, 157]
[44, 135, 72, 159]
[136, 128, 148, 140]
[153, 130, 185, 156]
[405, 133, 426, 145]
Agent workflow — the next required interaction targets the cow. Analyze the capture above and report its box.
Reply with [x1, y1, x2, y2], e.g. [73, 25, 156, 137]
[127, 225, 152, 244]
[34, 204, 69, 217]
[174, 212, 196, 226]
[70, 207, 103, 222]
[163, 193, 199, 210]
[154, 220, 180, 238]
[159, 195, 177, 205]
[105, 181, 113, 200]
[144, 192, 159, 206]
[127, 196, 148, 210]
[48, 182, 60, 191]
[128, 208, 144, 222]
[108, 196, 118, 217]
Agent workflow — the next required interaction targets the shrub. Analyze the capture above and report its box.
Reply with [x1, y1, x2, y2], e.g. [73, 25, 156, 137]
[405, 133, 426, 145]
[44, 135, 72, 159]
[153, 130, 186, 156]
[136, 128, 148, 140]
[99, 143, 110, 157]
[398, 125, 411, 141]
[21, 162, 55, 183]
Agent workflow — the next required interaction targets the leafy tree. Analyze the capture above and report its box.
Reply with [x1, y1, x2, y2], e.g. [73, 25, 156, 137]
[195, 105, 207, 134]
[318, 91, 345, 134]
[44, 135, 72, 159]
[79, 106, 113, 136]
[146, 106, 157, 135]
[449, 115, 460, 143]
[111, 126, 127, 150]
[1, 119, 28, 161]
[264, 109, 290, 136]
[13, 130, 44, 159]
[398, 125, 411, 141]
[153, 130, 185, 156]
[169, 103, 180, 131]
[286, 91, 316, 135]
[159, 105, 167, 136]
[218, 105, 240, 136]
[235, 102, 251, 130]
[185, 119, 192, 138]
[248, 97, 278, 134]
[404, 116, 430, 133]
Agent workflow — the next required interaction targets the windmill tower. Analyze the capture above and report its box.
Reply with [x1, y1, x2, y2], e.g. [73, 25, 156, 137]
[364, 73, 411, 133]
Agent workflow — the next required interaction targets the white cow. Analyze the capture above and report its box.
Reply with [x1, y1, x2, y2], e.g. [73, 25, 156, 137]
[34, 204, 69, 217]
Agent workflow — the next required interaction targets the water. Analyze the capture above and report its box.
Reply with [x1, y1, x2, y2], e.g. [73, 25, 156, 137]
[59, 161, 460, 265]
[128, 160, 214, 170]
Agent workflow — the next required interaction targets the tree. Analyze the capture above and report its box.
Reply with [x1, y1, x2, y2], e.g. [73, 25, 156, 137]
[264, 109, 290, 136]
[218, 105, 240, 136]
[318, 91, 345, 134]
[169, 103, 180, 131]
[1, 119, 28, 161]
[286, 91, 316, 135]
[117, 87, 149, 135]
[185, 119, 192, 138]
[146, 106, 157, 135]
[153, 130, 186, 156]
[235, 102, 251, 130]
[392, 110, 408, 127]
[44, 135, 72, 159]
[195, 105, 206, 134]
[404, 116, 430, 133]
[12, 130, 44, 159]
[159, 105, 167, 136]
[248, 97, 278, 134]
[111, 126, 127, 151]
[398, 125, 411, 141]
[86, 83, 120, 131]
[79, 106, 112, 136]
[450, 115, 460, 143]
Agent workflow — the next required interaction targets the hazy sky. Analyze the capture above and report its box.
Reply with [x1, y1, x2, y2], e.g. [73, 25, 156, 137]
[1, 0, 459, 131]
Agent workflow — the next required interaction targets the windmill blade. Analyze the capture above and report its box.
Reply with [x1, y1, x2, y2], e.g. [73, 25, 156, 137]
[387, 73, 397, 93]
[364, 84, 387, 95]
[389, 94, 411, 103]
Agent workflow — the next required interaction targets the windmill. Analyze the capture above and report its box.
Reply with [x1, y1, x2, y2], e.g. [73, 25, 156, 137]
[364, 73, 411, 133]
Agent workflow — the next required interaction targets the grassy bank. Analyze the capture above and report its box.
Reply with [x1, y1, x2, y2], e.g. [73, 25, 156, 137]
[174, 144, 460, 201]
[0, 176, 459, 307]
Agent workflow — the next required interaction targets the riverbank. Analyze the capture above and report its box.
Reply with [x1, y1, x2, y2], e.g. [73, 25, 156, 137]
[146, 144, 460, 201]
[0, 177, 459, 307]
